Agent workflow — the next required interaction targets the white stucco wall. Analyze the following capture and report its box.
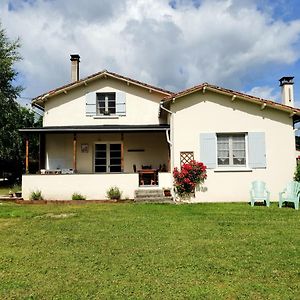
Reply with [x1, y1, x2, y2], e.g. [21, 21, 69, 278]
[22, 172, 172, 200]
[22, 174, 139, 200]
[43, 77, 166, 126]
[171, 91, 296, 202]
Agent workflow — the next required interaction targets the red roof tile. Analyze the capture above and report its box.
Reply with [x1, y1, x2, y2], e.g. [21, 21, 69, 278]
[33, 70, 173, 104]
[163, 82, 300, 116]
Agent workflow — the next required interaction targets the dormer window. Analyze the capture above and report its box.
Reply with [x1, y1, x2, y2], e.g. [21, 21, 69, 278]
[97, 92, 116, 115]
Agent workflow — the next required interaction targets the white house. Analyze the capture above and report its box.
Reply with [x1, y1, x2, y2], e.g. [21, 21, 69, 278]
[21, 55, 300, 202]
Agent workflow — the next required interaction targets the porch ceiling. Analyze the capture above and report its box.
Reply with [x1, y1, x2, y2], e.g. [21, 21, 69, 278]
[19, 124, 170, 134]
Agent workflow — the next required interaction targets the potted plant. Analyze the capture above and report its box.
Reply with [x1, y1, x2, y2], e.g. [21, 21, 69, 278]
[163, 188, 172, 197]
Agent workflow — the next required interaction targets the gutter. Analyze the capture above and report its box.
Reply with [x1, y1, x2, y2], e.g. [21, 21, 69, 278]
[160, 101, 176, 202]
[32, 102, 45, 112]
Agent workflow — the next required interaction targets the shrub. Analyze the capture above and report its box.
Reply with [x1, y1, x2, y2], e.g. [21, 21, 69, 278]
[106, 186, 122, 200]
[72, 193, 86, 200]
[294, 162, 300, 182]
[173, 160, 207, 197]
[30, 190, 43, 200]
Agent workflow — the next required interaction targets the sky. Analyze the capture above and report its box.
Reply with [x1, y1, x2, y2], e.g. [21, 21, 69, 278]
[1, 0, 300, 108]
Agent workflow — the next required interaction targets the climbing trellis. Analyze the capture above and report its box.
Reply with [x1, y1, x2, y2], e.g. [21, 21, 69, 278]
[180, 151, 194, 167]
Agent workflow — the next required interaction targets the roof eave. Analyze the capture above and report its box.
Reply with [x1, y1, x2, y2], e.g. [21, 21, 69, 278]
[162, 84, 300, 117]
[32, 71, 172, 107]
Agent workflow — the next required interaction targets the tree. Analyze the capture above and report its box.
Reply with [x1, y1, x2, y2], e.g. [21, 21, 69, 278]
[0, 23, 39, 182]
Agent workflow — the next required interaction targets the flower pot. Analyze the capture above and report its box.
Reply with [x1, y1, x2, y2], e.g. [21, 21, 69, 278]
[164, 190, 171, 197]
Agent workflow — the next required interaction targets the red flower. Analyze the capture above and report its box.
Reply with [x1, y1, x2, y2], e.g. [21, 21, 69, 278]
[173, 160, 207, 197]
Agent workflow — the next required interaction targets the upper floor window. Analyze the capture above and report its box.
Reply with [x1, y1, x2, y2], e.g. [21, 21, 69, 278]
[217, 134, 246, 167]
[97, 92, 116, 115]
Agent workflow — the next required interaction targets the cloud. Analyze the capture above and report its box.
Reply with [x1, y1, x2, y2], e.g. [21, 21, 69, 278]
[1, 0, 300, 105]
[245, 85, 280, 101]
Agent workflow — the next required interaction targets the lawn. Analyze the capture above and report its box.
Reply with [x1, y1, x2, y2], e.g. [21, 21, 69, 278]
[0, 202, 299, 299]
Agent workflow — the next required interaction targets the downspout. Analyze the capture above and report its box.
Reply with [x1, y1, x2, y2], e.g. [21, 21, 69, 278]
[160, 100, 176, 201]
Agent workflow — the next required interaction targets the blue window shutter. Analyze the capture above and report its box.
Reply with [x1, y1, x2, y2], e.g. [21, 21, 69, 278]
[248, 132, 266, 168]
[200, 133, 217, 169]
[86, 92, 96, 116]
[116, 92, 126, 116]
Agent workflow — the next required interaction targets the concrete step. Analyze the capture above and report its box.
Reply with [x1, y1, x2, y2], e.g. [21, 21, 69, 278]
[135, 189, 164, 197]
[134, 197, 174, 203]
[134, 189, 173, 203]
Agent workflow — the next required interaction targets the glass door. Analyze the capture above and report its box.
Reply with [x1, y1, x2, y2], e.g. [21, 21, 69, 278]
[94, 143, 122, 173]
[109, 143, 122, 172]
[95, 144, 107, 172]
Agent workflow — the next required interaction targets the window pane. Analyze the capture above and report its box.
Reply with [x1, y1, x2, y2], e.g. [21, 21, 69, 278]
[110, 166, 121, 172]
[108, 107, 116, 114]
[95, 159, 106, 165]
[218, 158, 230, 165]
[217, 136, 229, 165]
[107, 93, 115, 100]
[233, 157, 246, 165]
[232, 135, 245, 151]
[98, 101, 105, 108]
[110, 158, 121, 165]
[110, 152, 121, 159]
[110, 144, 121, 151]
[95, 166, 106, 172]
[95, 144, 106, 151]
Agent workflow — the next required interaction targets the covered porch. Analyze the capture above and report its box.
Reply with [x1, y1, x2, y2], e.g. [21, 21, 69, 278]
[20, 125, 172, 200]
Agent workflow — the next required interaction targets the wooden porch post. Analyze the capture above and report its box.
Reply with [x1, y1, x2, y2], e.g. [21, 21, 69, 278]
[121, 133, 124, 172]
[39, 133, 46, 170]
[25, 136, 29, 174]
[73, 133, 77, 172]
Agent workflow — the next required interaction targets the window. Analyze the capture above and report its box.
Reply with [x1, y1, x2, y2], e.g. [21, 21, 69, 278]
[96, 92, 116, 115]
[217, 134, 246, 167]
[94, 143, 122, 173]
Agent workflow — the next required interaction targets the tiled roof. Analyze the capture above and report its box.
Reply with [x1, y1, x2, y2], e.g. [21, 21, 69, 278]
[32, 70, 173, 104]
[163, 83, 300, 116]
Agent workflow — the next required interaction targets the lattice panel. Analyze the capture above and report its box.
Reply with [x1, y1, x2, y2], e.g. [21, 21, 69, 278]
[180, 151, 194, 166]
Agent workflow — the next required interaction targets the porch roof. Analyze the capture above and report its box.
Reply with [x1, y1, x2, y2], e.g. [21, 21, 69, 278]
[19, 124, 170, 134]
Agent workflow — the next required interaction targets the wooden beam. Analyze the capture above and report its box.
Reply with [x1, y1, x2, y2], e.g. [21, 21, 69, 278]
[290, 111, 296, 118]
[73, 133, 77, 172]
[25, 137, 29, 174]
[121, 142, 124, 172]
[39, 133, 46, 170]
[63, 90, 68, 94]
[203, 86, 206, 94]
[231, 95, 236, 102]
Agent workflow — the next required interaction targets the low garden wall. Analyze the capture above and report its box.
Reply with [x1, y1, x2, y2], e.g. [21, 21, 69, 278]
[22, 173, 139, 200]
[22, 172, 172, 201]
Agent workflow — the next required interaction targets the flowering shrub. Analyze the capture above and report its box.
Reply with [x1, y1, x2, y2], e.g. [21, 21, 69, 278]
[173, 160, 207, 197]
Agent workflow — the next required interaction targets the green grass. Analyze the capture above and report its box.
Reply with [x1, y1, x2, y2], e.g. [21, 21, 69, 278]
[0, 202, 299, 299]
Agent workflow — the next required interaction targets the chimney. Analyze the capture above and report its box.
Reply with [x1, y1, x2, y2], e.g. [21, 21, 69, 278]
[70, 54, 80, 82]
[279, 76, 294, 107]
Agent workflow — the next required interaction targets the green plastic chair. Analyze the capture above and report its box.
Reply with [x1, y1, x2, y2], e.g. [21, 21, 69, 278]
[250, 181, 270, 207]
[279, 181, 300, 210]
